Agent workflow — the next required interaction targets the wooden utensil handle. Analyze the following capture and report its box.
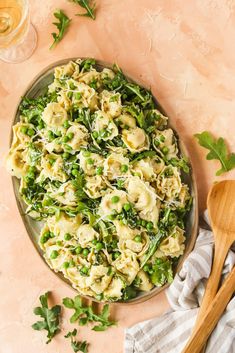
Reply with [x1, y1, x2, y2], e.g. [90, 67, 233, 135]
[194, 238, 229, 329]
[182, 265, 235, 353]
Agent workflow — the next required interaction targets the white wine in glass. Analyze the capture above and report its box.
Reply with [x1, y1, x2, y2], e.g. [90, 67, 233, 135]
[0, 0, 37, 63]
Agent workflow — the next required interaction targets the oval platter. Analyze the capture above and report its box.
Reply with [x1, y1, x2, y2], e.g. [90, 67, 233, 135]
[10, 58, 198, 304]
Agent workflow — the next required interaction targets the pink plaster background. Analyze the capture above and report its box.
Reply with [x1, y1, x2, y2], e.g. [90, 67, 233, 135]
[1, 1, 235, 352]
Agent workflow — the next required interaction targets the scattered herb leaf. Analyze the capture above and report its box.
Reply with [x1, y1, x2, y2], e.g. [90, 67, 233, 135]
[63, 295, 116, 331]
[32, 292, 61, 344]
[65, 329, 88, 353]
[195, 131, 235, 175]
[69, 0, 96, 20]
[50, 10, 71, 49]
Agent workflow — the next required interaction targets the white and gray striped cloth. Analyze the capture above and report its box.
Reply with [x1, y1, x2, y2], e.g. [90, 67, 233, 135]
[124, 223, 235, 353]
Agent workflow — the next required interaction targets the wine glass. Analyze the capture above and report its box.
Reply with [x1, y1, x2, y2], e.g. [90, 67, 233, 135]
[0, 0, 37, 63]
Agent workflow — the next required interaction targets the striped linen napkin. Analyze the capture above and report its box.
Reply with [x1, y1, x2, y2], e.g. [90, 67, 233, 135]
[124, 220, 235, 353]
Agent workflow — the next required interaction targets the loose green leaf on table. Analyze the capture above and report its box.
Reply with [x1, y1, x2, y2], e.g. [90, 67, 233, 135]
[50, 10, 71, 49]
[69, 0, 96, 20]
[194, 131, 235, 176]
[63, 295, 116, 331]
[32, 291, 61, 343]
[65, 329, 88, 353]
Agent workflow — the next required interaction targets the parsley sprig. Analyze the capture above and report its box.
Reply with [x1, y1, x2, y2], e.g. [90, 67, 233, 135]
[65, 329, 88, 353]
[50, 10, 71, 49]
[63, 295, 116, 331]
[32, 292, 61, 343]
[69, 0, 96, 20]
[195, 131, 235, 176]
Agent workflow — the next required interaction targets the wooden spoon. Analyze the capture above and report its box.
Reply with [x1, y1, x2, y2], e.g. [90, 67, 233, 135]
[182, 180, 235, 353]
[181, 265, 235, 353]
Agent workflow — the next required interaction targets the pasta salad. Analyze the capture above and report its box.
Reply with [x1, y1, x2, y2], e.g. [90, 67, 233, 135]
[7, 59, 192, 301]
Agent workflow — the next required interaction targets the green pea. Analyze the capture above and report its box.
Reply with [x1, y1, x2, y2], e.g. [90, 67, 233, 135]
[50, 250, 59, 259]
[67, 132, 74, 140]
[154, 139, 160, 147]
[67, 91, 73, 99]
[146, 222, 153, 231]
[75, 92, 82, 100]
[64, 233, 72, 241]
[155, 258, 162, 265]
[75, 245, 82, 254]
[92, 131, 98, 139]
[20, 126, 28, 134]
[63, 120, 70, 129]
[109, 213, 116, 220]
[113, 252, 120, 260]
[149, 269, 153, 274]
[64, 144, 72, 151]
[86, 158, 94, 165]
[63, 261, 70, 269]
[80, 266, 89, 275]
[111, 196, 120, 204]
[96, 166, 103, 175]
[143, 264, 149, 272]
[27, 128, 35, 137]
[123, 203, 131, 212]
[69, 82, 76, 90]
[160, 135, 165, 142]
[96, 242, 104, 251]
[62, 152, 70, 159]
[162, 146, 169, 155]
[91, 239, 97, 246]
[56, 240, 63, 247]
[71, 169, 79, 176]
[136, 219, 142, 226]
[141, 219, 147, 227]
[83, 151, 91, 157]
[48, 130, 54, 141]
[40, 232, 50, 244]
[134, 235, 142, 242]
[121, 164, 128, 173]
[62, 135, 69, 143]
[82, 248, 89, 257]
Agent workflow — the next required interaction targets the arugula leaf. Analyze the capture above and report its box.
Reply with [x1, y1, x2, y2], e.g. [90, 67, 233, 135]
[149, 258, 173, 286]
[32, 292, 61, 344]
[194, 131, 235, 175]
[168, 157, 190, 174]
[63, 295, 116, 331]
[69, 0, 96, 20]
[65, 329, 88, 353]
[122, 286, 137, 301]
[141, 231, 166, 269]
[50, 10, 71, 49]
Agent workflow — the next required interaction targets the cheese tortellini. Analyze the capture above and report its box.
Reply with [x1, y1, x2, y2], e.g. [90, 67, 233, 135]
[7, 58, 192, 302]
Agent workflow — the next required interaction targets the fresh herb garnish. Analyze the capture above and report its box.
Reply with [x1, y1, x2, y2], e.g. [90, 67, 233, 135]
[195, 131, 235, 175]
[63, 295, 116, 331]
[65, 329, 88, 353]
[50, 10, 71, 49]
[148, 258, 173, 286]
[69, 0, 96, 20]
[32, 292, 61, 343]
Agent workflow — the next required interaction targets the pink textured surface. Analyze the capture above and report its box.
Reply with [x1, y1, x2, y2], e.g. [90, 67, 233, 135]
[1, 1, 235, 352]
